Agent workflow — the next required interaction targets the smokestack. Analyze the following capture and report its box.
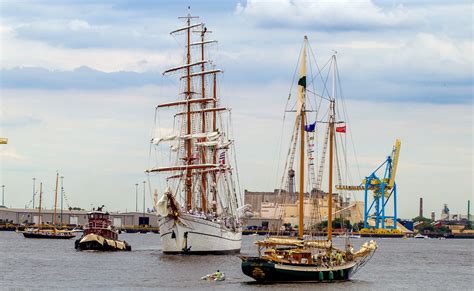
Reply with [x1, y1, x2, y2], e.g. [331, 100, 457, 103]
[288, 169, 295, 195]
[419, 197, 423, 218]
[468, 200, 471, 222]
[288, 169, 295, 204]
[431, 211, 435, 221]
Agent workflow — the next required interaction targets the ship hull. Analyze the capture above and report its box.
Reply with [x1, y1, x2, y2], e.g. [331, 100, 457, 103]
[23, 231, 75, 239]
[158, 214, 241, 254]
[241, 257, 356, 282]
[75, 234, 131, 251]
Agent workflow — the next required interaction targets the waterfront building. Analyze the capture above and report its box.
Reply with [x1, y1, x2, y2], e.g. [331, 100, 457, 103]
[244, 189, 365, 229]
[0, 207, 159, 228]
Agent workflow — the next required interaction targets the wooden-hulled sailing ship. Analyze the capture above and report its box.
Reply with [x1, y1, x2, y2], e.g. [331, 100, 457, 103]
[75, 206, 131, 251]
[145, 10, 242, 254]
[240, 36, 377, 282]
[23, 173, 75, 239]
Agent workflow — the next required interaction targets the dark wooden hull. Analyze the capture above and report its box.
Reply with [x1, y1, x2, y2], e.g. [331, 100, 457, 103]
[23, 232, 75, 239]
[241, 257, 355, 282]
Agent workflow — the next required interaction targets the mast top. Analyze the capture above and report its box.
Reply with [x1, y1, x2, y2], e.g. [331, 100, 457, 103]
[178, 6, 199, 20]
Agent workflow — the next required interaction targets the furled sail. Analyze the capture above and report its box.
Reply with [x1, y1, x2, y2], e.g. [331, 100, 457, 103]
[195, 139, 232, 148]
[152, 132, 220, 145]
[152, 135, 177, 144]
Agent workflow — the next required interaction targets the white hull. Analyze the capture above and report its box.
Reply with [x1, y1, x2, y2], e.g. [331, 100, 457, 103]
[158, 213, 241, 254]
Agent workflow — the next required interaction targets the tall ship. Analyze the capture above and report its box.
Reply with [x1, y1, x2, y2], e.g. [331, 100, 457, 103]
[240, 36, 377, 282]
[145, 10, 242, 254]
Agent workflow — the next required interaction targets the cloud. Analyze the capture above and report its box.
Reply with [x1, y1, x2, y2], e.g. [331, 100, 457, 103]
[235, 0, 420, 31]
[1, 66, 163, 89]
[0, 148, 27, 161]
[0, 24, 177, 72]
[13, 18, 172, 49]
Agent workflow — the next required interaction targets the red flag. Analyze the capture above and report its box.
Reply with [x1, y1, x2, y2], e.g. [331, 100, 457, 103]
[336, 125, 346, 133]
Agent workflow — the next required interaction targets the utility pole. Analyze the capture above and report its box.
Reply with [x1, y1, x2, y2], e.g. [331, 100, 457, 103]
[60, 176, 64, 227]
[32, 178, 36, 209]
[1, 185, 4, 206]
[135, 183, 139, 212]
[142, 181, 146, 216]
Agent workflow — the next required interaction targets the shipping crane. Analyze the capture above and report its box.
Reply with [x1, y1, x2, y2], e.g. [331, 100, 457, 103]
[336, 139, 401, 229]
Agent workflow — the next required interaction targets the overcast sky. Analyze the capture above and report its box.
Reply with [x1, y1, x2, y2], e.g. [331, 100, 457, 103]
[1, 0, 472, 219]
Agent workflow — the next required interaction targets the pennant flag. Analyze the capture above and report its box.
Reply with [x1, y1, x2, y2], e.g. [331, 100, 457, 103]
[336, 125, 346, 133]
[304, 122, 316, 132]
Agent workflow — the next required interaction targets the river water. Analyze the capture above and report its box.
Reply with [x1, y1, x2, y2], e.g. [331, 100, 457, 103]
[0, 231, 472, 290]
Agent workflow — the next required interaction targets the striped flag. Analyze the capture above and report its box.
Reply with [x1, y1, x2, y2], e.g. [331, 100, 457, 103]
[219, 152, 226, 164]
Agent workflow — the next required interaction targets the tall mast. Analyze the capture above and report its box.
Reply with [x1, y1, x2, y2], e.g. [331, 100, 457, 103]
[327, 55, 337, 242]
[211, 72, 218, 213]
[38, 182, 43, 228]
[53, 172, 59, 234]
[298, 36, 307, 239]
[184, 10, 194, 211]
[200, 25, 208, 212]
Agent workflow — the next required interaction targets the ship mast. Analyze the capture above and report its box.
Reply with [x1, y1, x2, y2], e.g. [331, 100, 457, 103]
[150, 10, 223, 213]
[298, 36, 307, 239]
[38, 182, 43, 228]
[199, 25, 208, 212]
[211, 72, 218, 213]
[327, 54, 337, 242]
[53, 172, 59, 234]
[177, 9, 199, 211]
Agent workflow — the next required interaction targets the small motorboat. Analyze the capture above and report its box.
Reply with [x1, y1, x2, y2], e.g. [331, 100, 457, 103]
[414, 233, 428, 239]
[201, 271, 225, 281]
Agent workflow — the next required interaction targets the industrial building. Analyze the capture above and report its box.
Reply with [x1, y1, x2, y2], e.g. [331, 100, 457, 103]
[0, 207, 159, 228]
[243, 189, 365, 230]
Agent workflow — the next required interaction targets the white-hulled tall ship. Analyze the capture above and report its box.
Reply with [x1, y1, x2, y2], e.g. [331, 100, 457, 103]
[145, 10, 242, 254]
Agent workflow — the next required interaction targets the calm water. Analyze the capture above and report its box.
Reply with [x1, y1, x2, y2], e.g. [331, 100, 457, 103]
[0, 231, 472, 290]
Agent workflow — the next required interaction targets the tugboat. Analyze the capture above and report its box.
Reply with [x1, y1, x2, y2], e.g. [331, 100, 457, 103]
[75, 206, 131, 251]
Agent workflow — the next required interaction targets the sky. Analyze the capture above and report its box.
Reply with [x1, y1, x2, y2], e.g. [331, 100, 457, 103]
[0, 0, 472, 219]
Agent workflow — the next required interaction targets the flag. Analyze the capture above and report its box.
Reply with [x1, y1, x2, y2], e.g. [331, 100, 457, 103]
[298, 76, 306, 89]
[336, 125, 346, 133]
[219, 151, 226, 164]
[304, 122, 316, 132]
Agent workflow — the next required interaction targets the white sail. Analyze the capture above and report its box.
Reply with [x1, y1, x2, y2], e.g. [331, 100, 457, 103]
[156, 188, 170, 216]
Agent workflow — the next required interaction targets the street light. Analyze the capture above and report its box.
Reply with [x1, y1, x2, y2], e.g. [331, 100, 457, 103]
[60, 176, 64, 226]
[32, 178, 36, 209]
[142, 181, 146, 216]
[135, 183, 139, 212]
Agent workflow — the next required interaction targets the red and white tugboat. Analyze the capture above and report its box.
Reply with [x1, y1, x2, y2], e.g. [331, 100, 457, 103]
[75, 206, 131, 251]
